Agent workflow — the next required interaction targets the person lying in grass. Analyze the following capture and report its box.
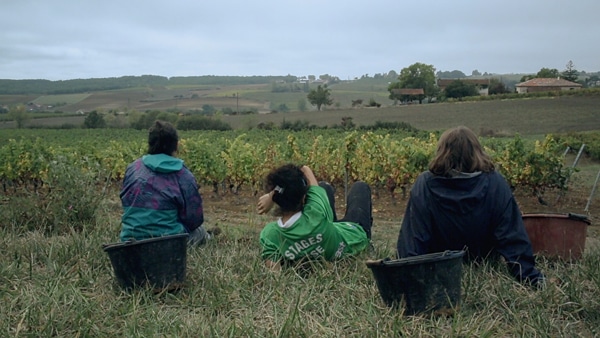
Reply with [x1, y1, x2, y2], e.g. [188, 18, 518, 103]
[396, 126, 545, 287]
[257, 164, 373, 270]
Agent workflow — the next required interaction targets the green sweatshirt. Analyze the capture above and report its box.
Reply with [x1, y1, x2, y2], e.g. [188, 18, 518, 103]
[259, 185, 369, 262]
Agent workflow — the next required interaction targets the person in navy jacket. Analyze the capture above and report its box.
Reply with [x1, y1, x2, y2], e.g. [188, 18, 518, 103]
[397, 126, 545, 286]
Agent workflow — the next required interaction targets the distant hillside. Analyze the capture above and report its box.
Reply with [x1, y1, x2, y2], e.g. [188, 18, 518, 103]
[0, 75, 297, 95]
[0, 77, 395, 114]
[4, 73, 596, 119]
[0, 73, 542, 96]
[0, 73, 537, 115]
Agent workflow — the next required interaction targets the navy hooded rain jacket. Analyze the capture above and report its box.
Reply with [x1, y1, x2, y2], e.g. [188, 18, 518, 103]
[397, 170, 544, 285]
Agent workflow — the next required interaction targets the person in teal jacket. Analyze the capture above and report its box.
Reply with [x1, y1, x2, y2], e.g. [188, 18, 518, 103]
[119, 120, 209, 245]
[257, 164, 372, 270]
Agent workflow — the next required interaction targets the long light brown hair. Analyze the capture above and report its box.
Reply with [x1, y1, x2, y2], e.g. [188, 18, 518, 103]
[429, 126, 495, 177]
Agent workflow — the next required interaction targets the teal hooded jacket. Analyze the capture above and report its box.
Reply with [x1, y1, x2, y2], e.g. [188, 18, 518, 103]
[119, 154, 204, 241]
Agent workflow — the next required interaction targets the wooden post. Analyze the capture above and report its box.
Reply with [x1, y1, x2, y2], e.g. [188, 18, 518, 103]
[584, 168, 600, 212]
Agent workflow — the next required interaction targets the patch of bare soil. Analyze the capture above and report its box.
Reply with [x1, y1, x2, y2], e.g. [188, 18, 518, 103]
[200, 181, 600, 244]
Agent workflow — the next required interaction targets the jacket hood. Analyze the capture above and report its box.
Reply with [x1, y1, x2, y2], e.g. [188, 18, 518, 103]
[142, 154, 183, 173]
[426, 171, 489, 214]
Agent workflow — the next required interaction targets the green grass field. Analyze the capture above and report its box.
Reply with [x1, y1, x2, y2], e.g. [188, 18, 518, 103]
[1, 193, 599, 336]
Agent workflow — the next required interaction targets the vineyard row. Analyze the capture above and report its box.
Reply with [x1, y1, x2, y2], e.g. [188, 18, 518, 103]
[0, 130, 572, 198]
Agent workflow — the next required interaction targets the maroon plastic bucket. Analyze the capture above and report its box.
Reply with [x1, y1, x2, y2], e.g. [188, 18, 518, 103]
[522, 213, 590, 260]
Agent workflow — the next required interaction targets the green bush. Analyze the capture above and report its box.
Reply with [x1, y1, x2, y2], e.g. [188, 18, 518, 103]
[556, 131, 600, 161]
[83, 111, 106, 128]
[0, 157, 106, 234]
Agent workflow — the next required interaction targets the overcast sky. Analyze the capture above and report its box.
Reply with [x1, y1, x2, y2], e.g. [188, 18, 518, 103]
[1, 0, 599, 81]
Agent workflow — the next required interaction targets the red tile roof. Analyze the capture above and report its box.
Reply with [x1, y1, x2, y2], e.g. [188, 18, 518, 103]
[516, 78, 582, 87]
[392, 88, 424, 95]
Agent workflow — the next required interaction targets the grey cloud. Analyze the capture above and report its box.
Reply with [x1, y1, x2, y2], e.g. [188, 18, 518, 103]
[1, 0, 599, 80]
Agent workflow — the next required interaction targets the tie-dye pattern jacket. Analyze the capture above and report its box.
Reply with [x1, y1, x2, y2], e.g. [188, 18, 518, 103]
[119, 154, 203, 241]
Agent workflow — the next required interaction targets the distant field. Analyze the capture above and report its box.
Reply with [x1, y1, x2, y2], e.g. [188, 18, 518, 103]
[0, 80, 394, 113]
[2, 79, 599, 137]
[222, 96, 600, 136]
[0, 94, 39, 105]
[32, 93, 91, 105]
[3, 95, 598, 137]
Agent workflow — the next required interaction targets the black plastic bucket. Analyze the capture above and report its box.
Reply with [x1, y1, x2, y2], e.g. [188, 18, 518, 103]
[103, 234, 188, 291]
[366, 250, 465, 315]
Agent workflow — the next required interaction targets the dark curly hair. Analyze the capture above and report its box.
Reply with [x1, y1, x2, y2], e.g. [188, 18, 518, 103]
[265, 163, 308, 213]
[148, 120, 179, 155]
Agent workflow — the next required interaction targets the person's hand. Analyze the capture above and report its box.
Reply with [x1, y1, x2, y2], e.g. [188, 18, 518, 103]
[547, 277, 562, 285]
[257, 192, 275, 215]
[300, 165, 313, 178]
[535, 276, 561, 289]
[265, 259, 282, 271]
[300, 165, 318, 186]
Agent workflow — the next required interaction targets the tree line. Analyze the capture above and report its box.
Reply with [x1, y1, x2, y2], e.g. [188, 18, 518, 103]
[384, 60, 599, 104]
[0, 75, 298, 95]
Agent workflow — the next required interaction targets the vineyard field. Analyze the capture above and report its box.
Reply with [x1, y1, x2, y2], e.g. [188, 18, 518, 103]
[0, 128, 574, 200]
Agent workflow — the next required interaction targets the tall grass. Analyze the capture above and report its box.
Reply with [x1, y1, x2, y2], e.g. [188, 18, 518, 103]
[1, 194, 599, 336]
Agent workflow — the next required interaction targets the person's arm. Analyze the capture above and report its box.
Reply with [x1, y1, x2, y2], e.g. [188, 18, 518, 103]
[397, 174, 432, 257]
[178, 170, 204, 232]
[492, 184, 544, 286]
[300, 165, 318, 186]
[494, 201, 544, 286]
[260, 230, 284, 271]
[258, 165, 317, 214]
[396, 194, 432, 257]
[257, 191, 275, 215]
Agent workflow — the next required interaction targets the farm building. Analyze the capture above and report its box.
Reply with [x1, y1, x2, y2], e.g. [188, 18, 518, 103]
[391, 88, 425, 104]
[515, 78, 582, 94]
[437, 78, 491, 95]
[392, 88, 425, 96]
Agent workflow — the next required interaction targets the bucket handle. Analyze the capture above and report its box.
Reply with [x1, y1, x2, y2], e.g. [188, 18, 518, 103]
[102, 239, 137, 250]
[102, 243, 117, 250]
[365, 258, 388, 267]
[365, 251, 458, 267]
[568, 213, 591, 224]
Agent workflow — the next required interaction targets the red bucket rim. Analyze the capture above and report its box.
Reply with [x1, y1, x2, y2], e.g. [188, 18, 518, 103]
[522, 212, 590, 224]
